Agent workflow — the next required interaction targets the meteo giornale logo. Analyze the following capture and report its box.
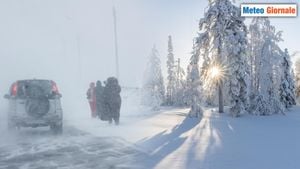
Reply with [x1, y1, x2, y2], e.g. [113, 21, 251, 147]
[241, 3, 298, 17]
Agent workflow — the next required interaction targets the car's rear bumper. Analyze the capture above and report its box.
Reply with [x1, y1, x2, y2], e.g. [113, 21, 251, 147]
[10, 114, 62, 127]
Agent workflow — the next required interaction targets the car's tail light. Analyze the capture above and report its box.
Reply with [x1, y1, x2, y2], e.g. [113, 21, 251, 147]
[11, 82, 18, 96]
[51, 81, 59, 94]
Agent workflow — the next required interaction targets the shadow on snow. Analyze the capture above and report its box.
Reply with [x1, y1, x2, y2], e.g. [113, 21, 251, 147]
[136, 114, 202, 168]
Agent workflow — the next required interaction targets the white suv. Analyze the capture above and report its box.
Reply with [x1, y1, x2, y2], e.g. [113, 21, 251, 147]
[4, 79, 63, 134]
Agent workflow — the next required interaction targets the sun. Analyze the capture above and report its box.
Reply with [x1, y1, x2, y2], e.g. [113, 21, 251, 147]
[210, 66, 221, 79]
[202, 63, 226, 92]
[207, 64, 225, 81]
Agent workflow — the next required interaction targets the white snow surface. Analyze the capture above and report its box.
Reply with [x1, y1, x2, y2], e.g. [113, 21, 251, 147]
[136, 107, 300, 169]
[1, 89, 300, 169]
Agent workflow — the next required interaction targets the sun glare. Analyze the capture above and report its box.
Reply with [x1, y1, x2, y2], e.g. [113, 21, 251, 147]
[202, 63, 226, 93]
[210, 66, 221, 79]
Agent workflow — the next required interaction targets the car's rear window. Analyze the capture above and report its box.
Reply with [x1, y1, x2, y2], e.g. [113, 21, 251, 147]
[16, 80, 52, 98]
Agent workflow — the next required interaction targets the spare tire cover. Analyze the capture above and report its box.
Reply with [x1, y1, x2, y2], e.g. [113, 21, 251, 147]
[26, 97, 50, 118]
[25, 85, 50, 118]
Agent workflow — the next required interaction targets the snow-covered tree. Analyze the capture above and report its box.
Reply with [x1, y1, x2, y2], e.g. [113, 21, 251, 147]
[195, 0, 249, 116]
[142, 46, 165, 110]
[185, 41, 203, 117]
[295, 58, 300, 98]
[248, 17, 284, 115]
[173, 58, 186, 106]
[248, 18, 263, 96]
[279, 49, 296, 108]
[222, 3, 249, 117]
[166, 35, 176, 105]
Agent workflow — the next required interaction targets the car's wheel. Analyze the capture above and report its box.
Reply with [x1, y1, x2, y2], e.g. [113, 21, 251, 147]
[50, 122, 63, 135]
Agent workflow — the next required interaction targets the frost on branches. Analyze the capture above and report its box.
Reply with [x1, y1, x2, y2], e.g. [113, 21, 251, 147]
[195, 0, 249, 117]
[222, 2, 249, 117]
[166, 35, 176, 106]
[186, 42, 203, 117]
[142, 46, 165, 110]
[173, 58, 186, 106]
[248, 17, 286, 115]
[279, 49, 296, 108]
[295, 58, 300, 98]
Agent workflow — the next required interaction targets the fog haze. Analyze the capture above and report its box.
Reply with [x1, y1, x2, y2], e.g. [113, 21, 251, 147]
[0, 1, 299, 168]
[0, 0, 298, 111]
[0, 0, 204, 88]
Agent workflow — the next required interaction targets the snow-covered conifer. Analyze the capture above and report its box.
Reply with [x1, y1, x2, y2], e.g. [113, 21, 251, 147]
[195, 0, 249, 116]
[142, 46, 165, 110]
[249, 17, 285, 115]
[166, 36, 176, 105]
[186, 41, 203, 117]
[279, 49, 296, 108]
[173, 58, 186, 106]
[294, 58, 300, 98]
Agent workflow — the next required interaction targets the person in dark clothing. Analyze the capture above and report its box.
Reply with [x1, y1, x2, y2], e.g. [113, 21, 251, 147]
[103, 77, 122, 125]
[95, 80, 106, 120]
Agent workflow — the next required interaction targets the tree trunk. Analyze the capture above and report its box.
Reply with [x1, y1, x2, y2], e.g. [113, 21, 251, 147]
[218, 82, 224, 113]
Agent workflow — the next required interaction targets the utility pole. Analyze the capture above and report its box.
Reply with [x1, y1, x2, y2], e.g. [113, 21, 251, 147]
[177, 58, 180, 76]
[176, 58, 181, 88]
[113, 5, 120, 80]
[77, 35, 82, 83]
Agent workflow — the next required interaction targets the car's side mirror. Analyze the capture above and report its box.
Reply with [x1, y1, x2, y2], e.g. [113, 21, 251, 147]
[4, 94, 10, 99]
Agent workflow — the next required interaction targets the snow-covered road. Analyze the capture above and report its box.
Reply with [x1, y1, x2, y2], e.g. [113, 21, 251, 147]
[0, 89, 153, 169]
[0, 89, 147, 169]
[0, 125, 142, 169]
[1, 88, 300, 169]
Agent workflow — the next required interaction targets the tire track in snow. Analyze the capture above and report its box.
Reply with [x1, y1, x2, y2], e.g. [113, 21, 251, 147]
[0, 125, 143, 169]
